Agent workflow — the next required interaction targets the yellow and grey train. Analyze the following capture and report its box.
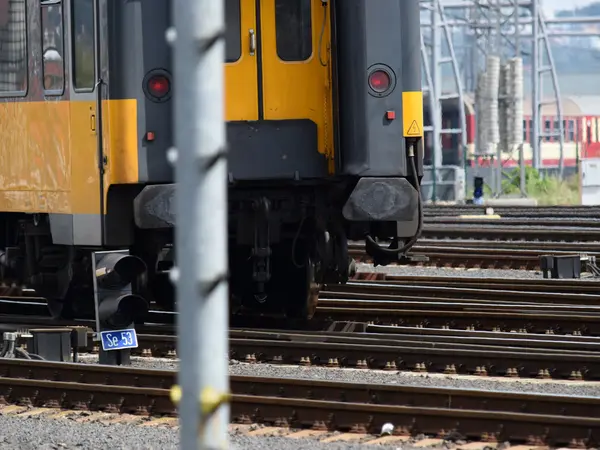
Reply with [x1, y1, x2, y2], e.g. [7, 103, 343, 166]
[0, 0, 424, 324]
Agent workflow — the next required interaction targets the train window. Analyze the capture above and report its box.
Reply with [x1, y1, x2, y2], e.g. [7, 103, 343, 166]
[552, 119, 561, 142]
[225, 0, 241, 62]
[568, 120, 575, 141]
[41, 0, 64, 94]
[562, 119, 576, 142]
[275, 0, 312, 62]
[71, 0, 94, 90]
[543, 119, 551, 142]
[522, 119, 528, 143]
[0, 0, 28, 95]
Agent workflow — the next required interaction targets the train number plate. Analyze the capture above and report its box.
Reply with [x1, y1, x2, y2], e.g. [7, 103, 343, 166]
[99, 329, 139, 351]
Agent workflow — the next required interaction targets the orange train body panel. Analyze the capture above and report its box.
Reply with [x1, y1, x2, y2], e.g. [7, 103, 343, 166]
[0, 99, 139, 215]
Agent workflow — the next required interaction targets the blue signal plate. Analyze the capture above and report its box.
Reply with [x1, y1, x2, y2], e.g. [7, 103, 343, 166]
[99, 329, 139, 351]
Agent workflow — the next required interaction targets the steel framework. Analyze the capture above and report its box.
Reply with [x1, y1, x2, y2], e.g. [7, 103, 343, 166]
[419, 0, 600, 200]
[420, 0, 468, 201]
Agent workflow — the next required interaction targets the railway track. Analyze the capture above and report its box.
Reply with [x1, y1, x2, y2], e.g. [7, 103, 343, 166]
[423, 204, 600, 218]
[361, 274, 600, 290]
[379, 209, 600, 244]
[0, 358, 598, 446]
[123, 327, 600, 380]
[6, 278, 600, 380]
[349, 238, 600, 269]
[422, 224, 600, 242]
[405, 238, 600, 252]
[315, 296, 600, 336]
[7, 276, 600, 338]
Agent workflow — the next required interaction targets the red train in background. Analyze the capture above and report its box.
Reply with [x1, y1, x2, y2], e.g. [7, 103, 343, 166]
[426, 95, 600, 168]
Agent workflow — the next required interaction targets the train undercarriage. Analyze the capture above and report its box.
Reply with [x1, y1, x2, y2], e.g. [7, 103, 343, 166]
[0, 180, 405, 323]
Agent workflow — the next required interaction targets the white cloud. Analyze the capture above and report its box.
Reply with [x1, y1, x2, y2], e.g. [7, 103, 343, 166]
[542, 0, 596, 16]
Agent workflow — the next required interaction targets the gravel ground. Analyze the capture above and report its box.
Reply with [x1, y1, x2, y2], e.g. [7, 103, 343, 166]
[76, 355, 600, 397]
[17, 355, 597, 448]
[0, 413, 451, 449]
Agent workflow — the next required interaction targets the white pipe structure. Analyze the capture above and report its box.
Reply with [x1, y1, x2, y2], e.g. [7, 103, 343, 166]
[170, 0, 230, 448]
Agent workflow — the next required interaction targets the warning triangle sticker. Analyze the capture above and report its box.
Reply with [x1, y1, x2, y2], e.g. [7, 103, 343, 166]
[407, 120, 421, 136]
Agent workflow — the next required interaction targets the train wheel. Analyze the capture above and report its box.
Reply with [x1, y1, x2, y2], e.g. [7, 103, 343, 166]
[275, 240, 320, 320]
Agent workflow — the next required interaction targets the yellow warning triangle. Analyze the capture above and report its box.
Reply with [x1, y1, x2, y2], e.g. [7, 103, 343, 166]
[407, 120, 421, 136]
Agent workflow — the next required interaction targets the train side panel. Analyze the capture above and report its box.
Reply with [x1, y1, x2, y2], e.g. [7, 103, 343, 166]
[0, 0, 71, 214]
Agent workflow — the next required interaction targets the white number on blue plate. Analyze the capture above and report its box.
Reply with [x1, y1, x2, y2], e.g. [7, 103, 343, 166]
[100, 329, 138, 351]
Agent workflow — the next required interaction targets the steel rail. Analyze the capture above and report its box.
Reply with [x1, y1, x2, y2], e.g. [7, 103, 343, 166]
[420, 225, 600, 242]
[425, 217, 600, 227]
[96, 329, 600, 379]
[328, 282, 600, 305]
[315, 304, 600, 336]
[369, 275, 600, 292]
[402, 239, 600, 251]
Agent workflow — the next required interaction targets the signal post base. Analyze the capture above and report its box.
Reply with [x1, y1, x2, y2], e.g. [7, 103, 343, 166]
[99, 348, 132, 366]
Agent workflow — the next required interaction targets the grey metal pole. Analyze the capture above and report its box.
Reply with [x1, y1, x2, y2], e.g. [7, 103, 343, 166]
[431, 0, 442, 202]
[531, 0, 540, 169]
[171, 0, 229, 448]
[515, 0, 527, 196]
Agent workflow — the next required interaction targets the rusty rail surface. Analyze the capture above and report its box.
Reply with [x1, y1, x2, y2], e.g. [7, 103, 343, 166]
[0, 358, 598, 446]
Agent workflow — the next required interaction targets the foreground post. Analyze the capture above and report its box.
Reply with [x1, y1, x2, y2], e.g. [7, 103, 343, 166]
[171, 0, 229, 448]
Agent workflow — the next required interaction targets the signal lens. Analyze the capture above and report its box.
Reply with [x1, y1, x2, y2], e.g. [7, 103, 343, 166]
[368, 70, 391, 93]
[147, 75, 170, 98]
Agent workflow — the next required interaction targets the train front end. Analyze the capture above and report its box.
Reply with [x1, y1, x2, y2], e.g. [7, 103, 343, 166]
[115, 0, 424, 319]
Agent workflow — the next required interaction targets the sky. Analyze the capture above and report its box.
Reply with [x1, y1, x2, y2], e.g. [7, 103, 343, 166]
[542, 0, 596, 15]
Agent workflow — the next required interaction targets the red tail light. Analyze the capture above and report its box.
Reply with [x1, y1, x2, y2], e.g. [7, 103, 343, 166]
[368, 70, 391, 93]
[147, 75, 170, 98]
[143, 70, 172, 102]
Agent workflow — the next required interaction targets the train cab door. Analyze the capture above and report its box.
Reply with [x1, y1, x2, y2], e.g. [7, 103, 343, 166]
[67, 0, 102, 246]
[259, 0, 333, 164]
[225, 0, 333, 178]
[225, 0, 259, 121]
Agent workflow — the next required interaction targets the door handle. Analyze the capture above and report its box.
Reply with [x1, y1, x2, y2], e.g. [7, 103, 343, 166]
[249, 29, 256, 56]
[90, 114, 96, 132]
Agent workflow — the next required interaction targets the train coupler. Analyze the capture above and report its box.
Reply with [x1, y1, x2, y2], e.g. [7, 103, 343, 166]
[365, 236, 429, 267]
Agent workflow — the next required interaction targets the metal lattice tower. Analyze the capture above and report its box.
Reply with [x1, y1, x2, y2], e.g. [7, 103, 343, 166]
[420, 0, 468, 202]
[427, 0, 572, 199]
[531, 1, 565, 177]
